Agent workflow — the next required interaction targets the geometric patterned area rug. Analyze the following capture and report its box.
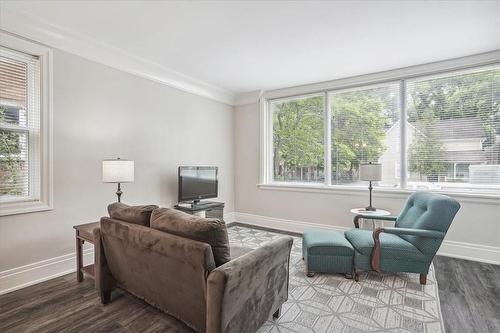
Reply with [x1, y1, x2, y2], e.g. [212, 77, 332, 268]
[228, 225, 445, 333]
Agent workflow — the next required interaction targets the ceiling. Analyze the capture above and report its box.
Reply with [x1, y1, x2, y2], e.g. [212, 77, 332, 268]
[1, 0, 499, 102]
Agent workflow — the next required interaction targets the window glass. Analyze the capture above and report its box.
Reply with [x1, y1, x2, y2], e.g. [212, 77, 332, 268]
[0, 48, 40, 202]
[271, 94, 325, 183]
[406, 67, 500, 194]
[330, 83, 401, 187]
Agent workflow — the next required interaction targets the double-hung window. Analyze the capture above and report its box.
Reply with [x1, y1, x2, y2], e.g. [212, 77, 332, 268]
[264, 61, 500, 196]
[0, 33, 52, 215]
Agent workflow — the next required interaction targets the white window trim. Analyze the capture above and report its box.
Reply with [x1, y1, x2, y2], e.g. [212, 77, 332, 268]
[0, 31, 53, 216]
[259, 50, 500, 201]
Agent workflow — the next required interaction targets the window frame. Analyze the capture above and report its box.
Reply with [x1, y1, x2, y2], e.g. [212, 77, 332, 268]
[0, 32, 53, 216]
[260, 51, 500, 201]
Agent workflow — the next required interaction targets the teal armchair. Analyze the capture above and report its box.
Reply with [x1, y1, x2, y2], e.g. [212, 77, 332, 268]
[345, 192, 460, 284]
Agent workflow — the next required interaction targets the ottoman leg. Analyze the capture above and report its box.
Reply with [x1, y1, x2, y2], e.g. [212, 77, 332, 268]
[306, 271, 315, 277]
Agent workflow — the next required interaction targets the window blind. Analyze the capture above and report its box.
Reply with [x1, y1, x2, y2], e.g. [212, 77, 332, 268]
[329, 82, 401, 187]
[0, 46, 41, 202]
[405, 66, 500, 194]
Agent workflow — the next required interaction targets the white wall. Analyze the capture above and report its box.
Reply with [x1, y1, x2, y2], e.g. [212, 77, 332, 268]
[0, 50, 234, 288]
[234, 103, 500, 263]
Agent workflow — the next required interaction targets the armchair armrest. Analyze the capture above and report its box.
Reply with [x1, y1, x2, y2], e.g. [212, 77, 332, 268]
[206, 236, 293, 333]
[371, 227, 445, 272]
[353, 214, 398, 228]
[381, 227, 445, 239]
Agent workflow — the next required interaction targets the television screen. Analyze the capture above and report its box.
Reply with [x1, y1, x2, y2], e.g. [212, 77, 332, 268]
[178, 166, 218, 202]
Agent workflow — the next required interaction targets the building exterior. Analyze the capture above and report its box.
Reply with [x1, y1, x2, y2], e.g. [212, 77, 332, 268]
[379, 118, 500, 187]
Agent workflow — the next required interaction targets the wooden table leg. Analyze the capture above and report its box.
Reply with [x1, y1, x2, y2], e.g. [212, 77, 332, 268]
[76, 233, 83, 282]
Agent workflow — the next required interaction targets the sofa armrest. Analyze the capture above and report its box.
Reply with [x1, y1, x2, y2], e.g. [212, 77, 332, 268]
[206, 236, 293, 333]
[370, 227, 445, 272]
[92, 227, 116, 303]
[353, 214, 398, 228]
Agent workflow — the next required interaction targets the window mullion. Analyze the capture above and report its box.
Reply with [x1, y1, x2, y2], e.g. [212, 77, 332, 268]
[324, 92, 332, 186]
[400, 80, 407, 189]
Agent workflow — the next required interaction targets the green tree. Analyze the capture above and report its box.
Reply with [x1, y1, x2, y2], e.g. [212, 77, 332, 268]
[408, 69, 500, 146]
[408, 113, 447, 181]
[331, 92, 390, 182]
[0, 106, 23, 196]
[407, 68, 500, 179]
[273, 96, 324, 181]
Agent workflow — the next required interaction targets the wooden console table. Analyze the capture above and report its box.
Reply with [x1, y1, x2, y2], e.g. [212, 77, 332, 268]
[73, 221, 99, 282]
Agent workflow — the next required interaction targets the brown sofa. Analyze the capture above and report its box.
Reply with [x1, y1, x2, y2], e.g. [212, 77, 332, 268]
[93, 208, 293, 333]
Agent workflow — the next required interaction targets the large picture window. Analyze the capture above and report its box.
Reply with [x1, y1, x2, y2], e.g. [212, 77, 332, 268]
[266, 64, 500, 196]
[0, 33, 52, 215]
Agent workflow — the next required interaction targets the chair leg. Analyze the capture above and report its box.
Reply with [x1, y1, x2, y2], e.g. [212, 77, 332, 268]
[420, 274, 427, 285]
[273, 306, 281, 319]
[100, 290, 111, 304]
[354, 269, 362, 282]
[306, 271, 315, 278]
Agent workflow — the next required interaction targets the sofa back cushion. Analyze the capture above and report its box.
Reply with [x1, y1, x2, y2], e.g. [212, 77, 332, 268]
[151, 208, 231, 267]
[100, 217, 215, 331]
[108, 202, 158, 227]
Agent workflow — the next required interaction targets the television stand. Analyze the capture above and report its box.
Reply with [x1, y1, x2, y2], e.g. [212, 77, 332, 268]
[174, 201, 224, 220]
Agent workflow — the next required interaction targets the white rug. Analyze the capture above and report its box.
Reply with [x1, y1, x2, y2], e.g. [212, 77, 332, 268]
[228, 225, 445, 333]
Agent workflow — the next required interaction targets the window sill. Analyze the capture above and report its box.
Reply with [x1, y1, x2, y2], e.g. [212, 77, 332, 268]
[0, 200, 53, 216]
[257, 183, 500, 205]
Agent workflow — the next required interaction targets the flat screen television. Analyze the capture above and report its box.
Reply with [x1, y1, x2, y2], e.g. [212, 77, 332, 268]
[178, 166, 218, 204]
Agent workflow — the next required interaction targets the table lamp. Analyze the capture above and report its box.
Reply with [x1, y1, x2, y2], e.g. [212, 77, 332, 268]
[102, 158, 134, 202]
[359, 162, 382, 211]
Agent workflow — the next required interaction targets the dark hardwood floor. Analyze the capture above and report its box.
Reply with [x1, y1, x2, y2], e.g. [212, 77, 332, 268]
[433, 255, 500, 333]
[1, 256, 498, 332]
[0, 273, 195, 333]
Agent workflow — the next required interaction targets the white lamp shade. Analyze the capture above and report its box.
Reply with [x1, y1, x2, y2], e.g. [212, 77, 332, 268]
[102, 159, 134, 183]
[360, 163, 382, 181]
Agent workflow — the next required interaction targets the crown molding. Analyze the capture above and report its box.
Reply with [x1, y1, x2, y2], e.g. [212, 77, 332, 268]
[234, 90, 263, 106]
[0, 7, 236, 105]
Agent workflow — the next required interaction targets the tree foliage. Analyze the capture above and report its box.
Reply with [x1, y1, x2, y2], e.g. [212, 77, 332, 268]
[331, 91, 390, 182]
[407, 68, 500, 179]
[408, 113, 447, 181]
[0, 106, 23, 196]
[273, 96, 324, 181]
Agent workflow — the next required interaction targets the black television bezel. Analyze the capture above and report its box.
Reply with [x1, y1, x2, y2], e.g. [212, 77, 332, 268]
[178, 166, 218, 203]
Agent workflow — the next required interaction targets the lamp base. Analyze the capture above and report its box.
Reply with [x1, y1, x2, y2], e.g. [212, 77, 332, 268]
[116, 183, 122, 203]
[365, 206, 376, 211]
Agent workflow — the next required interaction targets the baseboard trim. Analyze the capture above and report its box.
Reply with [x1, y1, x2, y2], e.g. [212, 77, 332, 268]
[0, 248, 93, 295]
[2, 211, 497, 295]
[224, 211, 236, 223]
[234, 212, 500, 265]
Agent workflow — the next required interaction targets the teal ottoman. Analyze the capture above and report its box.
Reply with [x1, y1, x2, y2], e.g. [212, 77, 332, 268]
[302, 230, 354, 277]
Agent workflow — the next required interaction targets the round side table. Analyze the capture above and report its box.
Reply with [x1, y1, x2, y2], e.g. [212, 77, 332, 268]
[350, 208, 391, 230]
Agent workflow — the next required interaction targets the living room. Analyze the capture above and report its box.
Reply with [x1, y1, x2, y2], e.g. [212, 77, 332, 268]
[0, 1, 499, 332]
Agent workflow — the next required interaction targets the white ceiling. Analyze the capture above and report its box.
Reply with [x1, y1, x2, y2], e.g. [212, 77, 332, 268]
[1, 0, 499, 101]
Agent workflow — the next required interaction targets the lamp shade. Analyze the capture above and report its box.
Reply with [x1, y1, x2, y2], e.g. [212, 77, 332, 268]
[102, 159, 134, 183]
[360, 163, 382, 181]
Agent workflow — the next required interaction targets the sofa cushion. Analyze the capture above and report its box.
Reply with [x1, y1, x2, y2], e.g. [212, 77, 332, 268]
[151, 208, 231, 267]
[345, 229, 427, 262]
[108, 202, 158, 227]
